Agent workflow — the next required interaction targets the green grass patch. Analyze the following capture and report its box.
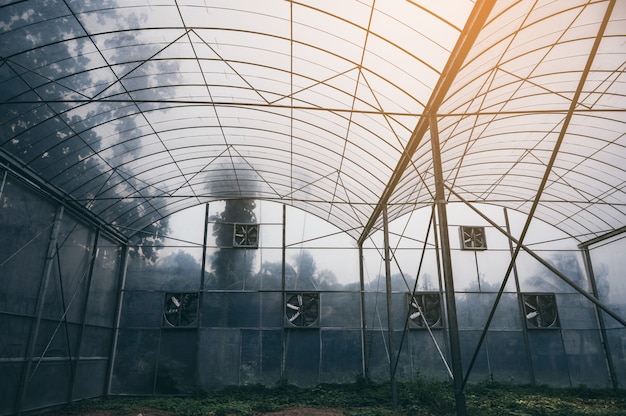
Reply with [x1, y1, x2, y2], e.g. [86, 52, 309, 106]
[46, 379, 626, 416]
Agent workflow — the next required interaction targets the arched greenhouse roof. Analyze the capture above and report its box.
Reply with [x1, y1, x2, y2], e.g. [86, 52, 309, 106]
[1, 0, 624, 243]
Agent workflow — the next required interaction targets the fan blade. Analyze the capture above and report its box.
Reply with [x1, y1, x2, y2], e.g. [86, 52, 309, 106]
[526, 311, 538, 319]
[297, 294, 303, 306]
[286, 303, 300, 311]
[288, 310, 301, 322]
[524, 301, 537, 311]
[410, 311, 422, 320]
[171, 296, 181, 307]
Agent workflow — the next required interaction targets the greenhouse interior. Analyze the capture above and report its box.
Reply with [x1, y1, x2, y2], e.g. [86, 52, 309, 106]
[1, 1, 625, 415]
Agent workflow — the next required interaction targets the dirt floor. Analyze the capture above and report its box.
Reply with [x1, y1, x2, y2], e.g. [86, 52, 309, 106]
[79, 408, 344, 416]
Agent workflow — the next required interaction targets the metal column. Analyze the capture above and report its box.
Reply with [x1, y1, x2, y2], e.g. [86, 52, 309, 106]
[382, 206, 397, 407]
[580, 245, 618, 389]
[16, 205, 64, 415]
[359, 244, 368, 379]
[69, 228, 101, 402]
[429, 115, 467, 416]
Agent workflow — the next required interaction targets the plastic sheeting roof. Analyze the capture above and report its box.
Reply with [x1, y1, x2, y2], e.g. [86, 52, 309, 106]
[1, 0, 624, 243]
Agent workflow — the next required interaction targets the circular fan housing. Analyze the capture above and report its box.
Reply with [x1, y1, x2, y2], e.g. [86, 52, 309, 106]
[523, 294, 559, 328]
[233, 223, 259, 248]
[163, 292, 199, 327]
[408, 293, 442, 328]
[285, 293, 319, 328]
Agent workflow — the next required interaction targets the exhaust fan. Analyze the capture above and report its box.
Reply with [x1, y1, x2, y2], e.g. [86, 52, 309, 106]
[408, 293, 442, 328]
[163, 292, 198, 328]
[285, 293, 319, 328]
[460, 226, 487, 250]
[233, 223, 259, 248]
[522, 293, 559, 329]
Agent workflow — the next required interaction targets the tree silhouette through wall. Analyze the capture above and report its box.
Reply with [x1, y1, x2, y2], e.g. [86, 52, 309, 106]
[210, 199, 257, 289]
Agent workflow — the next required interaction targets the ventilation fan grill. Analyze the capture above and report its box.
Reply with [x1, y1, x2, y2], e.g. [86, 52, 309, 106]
[285, 293, 319, 328]
[163, 292, 198, 328]
[408, 293, 442, 328]
[460, 226, 487, 250]
[522, 293, 559, 329]
[233, 223, 259, 248]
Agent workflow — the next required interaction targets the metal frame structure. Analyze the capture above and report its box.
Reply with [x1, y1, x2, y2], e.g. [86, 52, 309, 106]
[1, 1, 626, 415]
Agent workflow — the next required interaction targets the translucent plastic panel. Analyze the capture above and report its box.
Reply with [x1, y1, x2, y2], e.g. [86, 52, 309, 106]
[561, 329, 610, 387]
[405, 329, 450, 381]
[85, 239, 121, 326]
[197, 328, 241, 389]
[516, 250, 589, 294]
[22, 360, 71, 412]
[155, 329, 197, 394]
[527, 330, 570, 387]
[239, 329, 282, 385]
[43, 214, 95, 323]
[284, 329, 320, 387]
[486, 331, 532, 383]
[72, 360, 109, 400]
[0, 314, 32, 358]
[320, 329, 362, 383]
[0, 177, 56, 316]
[119, 290, 163, 328]
[110, 328, 159, 395]
[588, 235, 626, 329]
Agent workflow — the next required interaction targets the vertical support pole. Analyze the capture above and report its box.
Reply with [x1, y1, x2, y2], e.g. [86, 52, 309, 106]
[504, 208, 535, 384]
[106, 244, 129, 396]
[581, 246, 618, 389]
[16, 205, 64, 415]
[382, 207, 397, 407]
[196, 203, 210, 388]
[69, 228, 101, 402]
[280, 204, 287, 383]
[359, 244, 368, 379]
[429, 114, 467, 416]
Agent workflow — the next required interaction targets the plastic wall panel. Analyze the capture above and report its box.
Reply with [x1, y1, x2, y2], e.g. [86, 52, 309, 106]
[156, 329, 197, 394]
[527, 330, 570, 387]
[0, 314, 33, 358]
[42, 215, 95, 323]
[203, 292, 261, 328]
[456, 293, 523, 330]
[22, 360, 72, 412]
[320, 292, 361, 328]
[561, 329, 610, 387]
[33, 319, 79, 358]
[0, 178, 55, 316]
[79, 325, 113, 358]
[364, 329, 393, 382]
[0, 362, 21, 415]
[84, 242, 121, 327]
[284, 329, 320, 387]
[239, 329, 281, 385]
[557, 293, 600, 330]
[320, 329, 362, 383]
[125, 247, 202, 291]
[459, 330, 490, 382]
[72, 360, 108, 399]
[406, 330, 450, 381]
[486, 331, 531, 383]
[119, 291, 164, 328]
[260, 292, 283, 328]
[198, 329, 241, 390]
[517, 251, 589, 294]
[606, 328, 626, 387]
[110, 329, 160, 395]
[239, 329, 262, 384]
[363, 292, 407, 330]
